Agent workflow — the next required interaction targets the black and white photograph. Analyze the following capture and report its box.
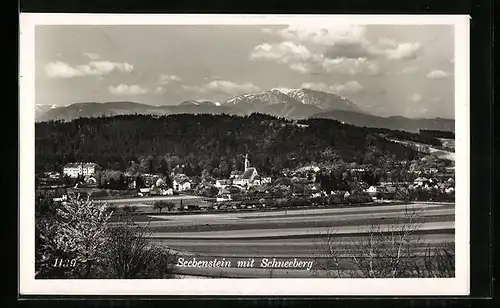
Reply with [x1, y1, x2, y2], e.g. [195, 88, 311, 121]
[20, 14, 470, 295]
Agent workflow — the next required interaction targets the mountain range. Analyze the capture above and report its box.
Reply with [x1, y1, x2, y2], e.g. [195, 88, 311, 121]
[35, 88, 454, 133]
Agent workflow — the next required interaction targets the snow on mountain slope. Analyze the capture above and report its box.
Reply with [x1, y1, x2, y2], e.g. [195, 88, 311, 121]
[225, 89, 303, 107]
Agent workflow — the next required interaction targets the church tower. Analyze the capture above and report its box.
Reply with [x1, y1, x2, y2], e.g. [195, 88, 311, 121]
[244, 154, 249, 170]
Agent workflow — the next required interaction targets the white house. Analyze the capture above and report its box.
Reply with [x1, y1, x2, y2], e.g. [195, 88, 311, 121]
[172, 174, 192, 191]
[63, 162, 100, 178]
[216, 194, 232, 202]
[215, 179, 232, 188]
[344, 191, 351, 198]
[53, 195, 68, 202]
[261, 177, 272, 184]
[366, 186, 378, 196]
[161, 188, 174, 196]
[173, 178, 191, 191]
[138, 187, 150, 196]
[414, 177, 430, 186]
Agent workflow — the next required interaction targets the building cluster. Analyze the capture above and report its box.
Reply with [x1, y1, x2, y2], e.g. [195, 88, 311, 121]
[63, 162, 100, 178]
[39, 148, 455, 205]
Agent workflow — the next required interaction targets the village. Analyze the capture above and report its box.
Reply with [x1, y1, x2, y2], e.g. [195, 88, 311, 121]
[36, 150, 455, 213]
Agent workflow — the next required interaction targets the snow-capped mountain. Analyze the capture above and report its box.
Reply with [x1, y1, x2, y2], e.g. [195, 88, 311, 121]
[273, 88, 364, 112]
[225, 89, 304, 107]
[33, 88, 454, 133]
[35, 103, 59, 119]
[225, 88, 363, 114]
[35, 89, 364, 122]
[35, 103, 58, 112]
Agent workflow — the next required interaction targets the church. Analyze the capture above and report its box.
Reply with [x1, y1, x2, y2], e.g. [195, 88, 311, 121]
[233, 154, 261, 187]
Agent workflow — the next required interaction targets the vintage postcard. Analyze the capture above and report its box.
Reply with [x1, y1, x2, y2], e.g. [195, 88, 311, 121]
[19, 14, 470, 296]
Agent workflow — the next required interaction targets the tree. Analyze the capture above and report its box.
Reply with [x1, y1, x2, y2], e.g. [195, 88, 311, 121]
[219, 160, 231, 178]
[212, 167, 221, 179]
[101, 217, 176, 279]
[164, 175, 173, 188]
[136, 176, 146, 188]
[36, 195, 112, 278]
[317, 206, 443, 278]
[201, 169, 211, 182]
[166, 202, 175, 212]
[153, 201, 167, 213]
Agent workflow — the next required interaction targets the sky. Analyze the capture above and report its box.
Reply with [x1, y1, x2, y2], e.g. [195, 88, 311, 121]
[35, 24, 455, 118]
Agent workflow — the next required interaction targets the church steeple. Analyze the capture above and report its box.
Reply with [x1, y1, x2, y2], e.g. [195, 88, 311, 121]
[244, 153, 249, 170]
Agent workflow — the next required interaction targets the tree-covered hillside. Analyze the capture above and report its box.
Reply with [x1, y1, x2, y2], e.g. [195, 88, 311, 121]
[35, 113, 421, 177]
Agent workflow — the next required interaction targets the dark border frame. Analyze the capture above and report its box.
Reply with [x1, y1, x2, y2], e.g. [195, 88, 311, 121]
[16, 0, 494, 306]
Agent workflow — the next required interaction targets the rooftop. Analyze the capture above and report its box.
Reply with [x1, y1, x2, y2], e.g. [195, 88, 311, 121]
[64, 162, 99, 168]
[241, 167, 257, 180]
[173, 173, 189, 183]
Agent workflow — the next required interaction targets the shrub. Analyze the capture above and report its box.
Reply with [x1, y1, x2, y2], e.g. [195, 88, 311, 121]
[100, 217, 175, 279]
[36, 196, 177, 279]
[36, 195, 112, 278]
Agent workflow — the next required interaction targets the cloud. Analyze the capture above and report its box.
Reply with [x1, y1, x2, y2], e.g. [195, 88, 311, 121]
[273, 25, 381, 60]
[250, 41, 316, 73]
[384, 42, 421, 60]
[154, 86, 165, 94]
[398, 66, 419, 75]
[250, 41, 378, 75]
[251, 25, 421, 76]
[289, 63, 311, 74]
[262, 24, 421, 61]
[45, 60, 134, 78]
[426, 70, 450, 79]
[183, 80, 260, 95]
[250, 42, 312, 63]
[321, 57, 380, 75]
[323, 40, 421, 61]
[158, 74, 182, 85]
[378, 38, 398, 47]
[332, 80, 364, 93]
[301, 80, 363, 94]
[323, 41, 378, 60]
[82, 52, 101, 60]
[108, 84, 148, 95]
[410, 93, 422, 102]
[272, 24, 367, 46]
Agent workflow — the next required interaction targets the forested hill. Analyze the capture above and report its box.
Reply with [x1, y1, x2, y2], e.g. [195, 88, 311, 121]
[35, 113, 424, 177]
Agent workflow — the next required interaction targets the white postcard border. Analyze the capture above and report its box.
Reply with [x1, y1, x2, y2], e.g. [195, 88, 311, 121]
[19, 14, 470, 296]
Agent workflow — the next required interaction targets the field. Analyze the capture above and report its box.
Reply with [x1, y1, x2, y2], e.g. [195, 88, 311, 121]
[110, 201, 455, 278]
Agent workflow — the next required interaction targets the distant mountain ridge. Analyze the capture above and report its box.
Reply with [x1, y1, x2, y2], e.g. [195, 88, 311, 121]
[35, 88, 454, 132]
[312, 110, 455, 133]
